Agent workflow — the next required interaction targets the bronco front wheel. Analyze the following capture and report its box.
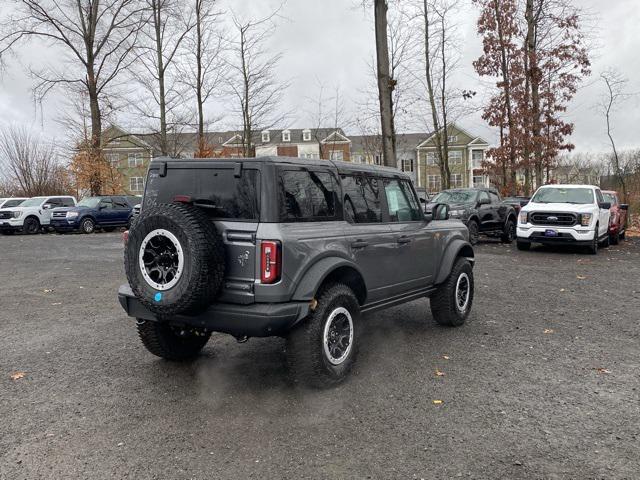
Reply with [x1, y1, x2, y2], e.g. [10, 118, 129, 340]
[286, 283, 360, 388]
[430, 258, 474, 327]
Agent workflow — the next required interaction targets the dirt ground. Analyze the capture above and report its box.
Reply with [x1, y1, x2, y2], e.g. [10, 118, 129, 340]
[1, 232, 639, 479]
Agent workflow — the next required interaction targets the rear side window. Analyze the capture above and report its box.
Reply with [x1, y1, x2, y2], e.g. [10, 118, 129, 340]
[278, 170, 337, 221]
[383, 179, 422, 222]
[144, 167, 260, 220]
[341, 175, 382, 223]
[489, 191, 500, 203]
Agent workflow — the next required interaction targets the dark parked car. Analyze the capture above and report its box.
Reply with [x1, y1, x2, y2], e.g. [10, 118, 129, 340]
[602, 190, 629, 244]
[51, 196, 139, 234]
[503, 196, 530, 214]
[426, 188, 518, 245]
[119, 156, 475, 387]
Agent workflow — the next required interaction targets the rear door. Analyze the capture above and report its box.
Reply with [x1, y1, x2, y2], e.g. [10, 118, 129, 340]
[144, 162, 261, 304]
[340, 173, 397, 303]
[384, 177, 435, 292]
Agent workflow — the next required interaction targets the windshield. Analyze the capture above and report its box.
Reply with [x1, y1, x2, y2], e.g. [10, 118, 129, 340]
[432, 190, 478, 204]
[3, 199, 25, 207]
[20, 197, 46, 207]
[531, 187, 594, 204]
[77, 197, 102, 208]
[602, 193, 617, 205]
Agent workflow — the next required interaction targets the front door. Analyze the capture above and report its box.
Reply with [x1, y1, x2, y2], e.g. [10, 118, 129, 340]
[477, 191, 494, 231]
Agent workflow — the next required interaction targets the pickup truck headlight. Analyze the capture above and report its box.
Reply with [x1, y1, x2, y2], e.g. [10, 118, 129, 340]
[518, 211, 528, 224]
[449, 209, 464, 218]
[580, 213, 592, 226]
[66, 211, 79, 218]
[12, 211, 22, 219]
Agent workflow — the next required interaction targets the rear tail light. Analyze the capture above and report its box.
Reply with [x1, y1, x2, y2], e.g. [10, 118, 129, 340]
[260, 241, 281, 284]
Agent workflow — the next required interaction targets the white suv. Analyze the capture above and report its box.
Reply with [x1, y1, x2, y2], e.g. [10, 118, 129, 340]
[0, 195, 77, 235]
[516, 185, 611, 254]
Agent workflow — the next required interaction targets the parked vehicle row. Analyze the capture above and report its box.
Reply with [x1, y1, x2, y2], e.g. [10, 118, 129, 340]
[0, 195, 141, 235]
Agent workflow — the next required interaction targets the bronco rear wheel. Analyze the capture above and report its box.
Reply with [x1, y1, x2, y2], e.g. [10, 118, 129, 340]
[286, 283, 360, 388]
[125, 203, 225, 315]
[137, 320, 211, 360]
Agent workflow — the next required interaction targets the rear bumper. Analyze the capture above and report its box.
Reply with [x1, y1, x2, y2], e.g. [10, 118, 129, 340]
[118, 284, 310, 338]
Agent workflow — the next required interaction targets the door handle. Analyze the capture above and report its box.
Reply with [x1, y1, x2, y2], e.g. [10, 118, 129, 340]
[351, 239, 369, 249]
[397, 236, 412, 245]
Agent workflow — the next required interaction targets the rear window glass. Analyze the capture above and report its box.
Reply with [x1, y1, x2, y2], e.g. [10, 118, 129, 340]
[278, 170, 337, 221]
[342, 175, 382, 223]
[144, 167, 260, 220]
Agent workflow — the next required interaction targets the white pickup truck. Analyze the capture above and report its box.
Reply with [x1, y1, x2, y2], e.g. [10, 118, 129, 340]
[0, 195, 77, 235]
[516, 184, 611, 255]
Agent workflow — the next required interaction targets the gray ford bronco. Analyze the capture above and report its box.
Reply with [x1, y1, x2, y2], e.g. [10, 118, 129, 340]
[119, 156, 475, 387]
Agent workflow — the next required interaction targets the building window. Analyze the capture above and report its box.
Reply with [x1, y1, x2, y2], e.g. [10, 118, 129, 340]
[427, 175, 441, 193]
[447, 135, 458, 143]
[473, 175, 485, 187]
[303, 129, 311, 141]
[282, 130, 290, 142]
[330, 150, 344, 161]
[130, 177, 144, 192]
[106, 153, 119, 165]
[451, 173, 463, 188]
[425, 152, 437, 165]
[261, 131, 270, 143]
[448, 150, 463, 165]
[401, 159, 414, 172]
[472, 150, 483, 168]
[128, 152, 143, 167]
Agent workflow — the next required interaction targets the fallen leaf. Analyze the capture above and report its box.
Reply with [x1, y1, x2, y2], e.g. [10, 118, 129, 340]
[576, 275, 586, 280]
[51, 302, 62, 306]
[10, 372, 26, 380]
[442, 355, 450, 360]
[560, 288, 566, 292]
[595, 368, 611, 375]
[435, 369, 445, 377]
[43, 289, 53, 293]
[432, 400, 443, 405]
[543, 329, 554, 334]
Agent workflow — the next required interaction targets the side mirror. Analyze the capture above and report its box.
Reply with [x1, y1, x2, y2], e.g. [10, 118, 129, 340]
[419, 197, 426, 204]
[42, 204, 52, 210]
[98, 204, 106, 210]
[432, 203, 450, 221]
[477, 197, 490, 206]
[620, 204, 629, 211]
[599, 202, 611, 210]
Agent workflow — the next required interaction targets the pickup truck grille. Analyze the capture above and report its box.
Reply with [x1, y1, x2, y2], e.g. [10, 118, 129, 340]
[530, 212, 577, 227]
[52, 211, 67, 219]
[0, 211, 12, 219]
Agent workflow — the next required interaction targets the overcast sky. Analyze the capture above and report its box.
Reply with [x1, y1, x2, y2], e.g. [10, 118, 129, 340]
[0, 0, 638, 153]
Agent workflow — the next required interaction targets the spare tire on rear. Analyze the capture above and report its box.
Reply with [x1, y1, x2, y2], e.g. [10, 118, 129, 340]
[125, 203, 225, 315]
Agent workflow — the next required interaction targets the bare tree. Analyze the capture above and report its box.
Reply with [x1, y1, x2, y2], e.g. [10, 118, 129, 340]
[0, 0, 144, 176]
[0, 125, 71, 196]
[599, 69, 632, 202]
[373, 0, 397, 167]
[226, 8, 290, 157]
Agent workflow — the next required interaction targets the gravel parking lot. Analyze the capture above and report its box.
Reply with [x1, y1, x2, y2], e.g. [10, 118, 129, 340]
[1, 232, 639, 479]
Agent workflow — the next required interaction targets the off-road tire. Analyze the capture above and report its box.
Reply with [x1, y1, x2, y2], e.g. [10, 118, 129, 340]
[501, 218, 516, 243]
[22, 217, 40, 235]
[137, 320, 211, 361]
[80, 218, 95, 234]
[286, 283, 360, 388]
[430, 258, 474, 327]
[516, 240, 530, 251]
[125, 202, 225, 316]
[587, 225, 599, 255]
[467, 219, 480, 245]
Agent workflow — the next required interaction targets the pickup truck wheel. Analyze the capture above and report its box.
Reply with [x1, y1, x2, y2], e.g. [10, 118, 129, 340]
[430, 258, 474, 327]
[516, 240, 530, 251]
[80, 218, 95, 234]
[467, 220, 479, 245]
[286, 283, 360, 388]
[22, 217, 40, 235]
[501, 218, 516, 243]
[136, 320, 211, 361]
[125, 203, 225, 316]
[610, 231, 619, 245]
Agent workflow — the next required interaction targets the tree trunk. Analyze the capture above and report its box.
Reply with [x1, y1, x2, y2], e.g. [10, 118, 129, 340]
[374, 0, 396, 168]
[153, 0, 168, 156]
[525, 0, 542, 189]
[195, 0, 205, 155]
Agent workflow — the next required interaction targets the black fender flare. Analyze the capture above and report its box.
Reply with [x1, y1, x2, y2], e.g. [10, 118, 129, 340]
[291, 257, 366, 303]
[434, 239, 475, 285]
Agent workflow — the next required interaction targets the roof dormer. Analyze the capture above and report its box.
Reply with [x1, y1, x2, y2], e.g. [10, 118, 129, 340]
[261, 130, 270, 143]
[282, 129, 291, 142]
[303, 129, 312, 141]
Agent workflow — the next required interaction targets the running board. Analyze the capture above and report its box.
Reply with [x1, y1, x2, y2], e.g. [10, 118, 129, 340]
[361, 287, 436, 315]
